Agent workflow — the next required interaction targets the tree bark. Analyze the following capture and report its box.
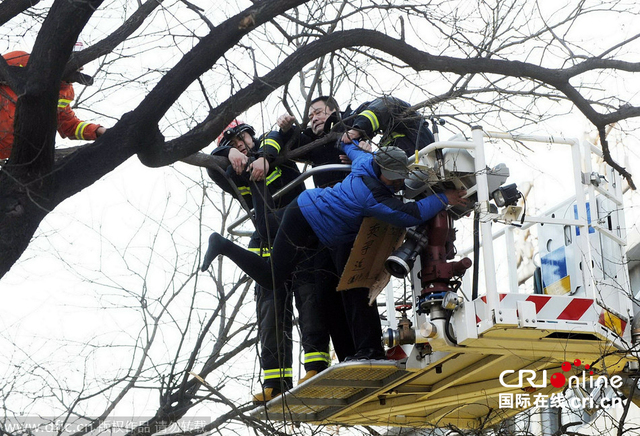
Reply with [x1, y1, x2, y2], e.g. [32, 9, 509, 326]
[0, 0, 40, 27]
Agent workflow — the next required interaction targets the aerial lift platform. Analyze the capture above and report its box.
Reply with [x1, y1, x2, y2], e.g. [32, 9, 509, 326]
[250, 126, 636, 429]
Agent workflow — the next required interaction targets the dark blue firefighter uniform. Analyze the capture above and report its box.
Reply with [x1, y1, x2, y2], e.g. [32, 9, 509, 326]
[207, 131, 330, 392]
[279, 109, 356, 360]
[350, 96, 435, 157]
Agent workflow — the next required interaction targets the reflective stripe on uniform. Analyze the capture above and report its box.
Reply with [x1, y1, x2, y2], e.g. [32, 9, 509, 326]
[74, 122, 89, 140]
[237, 185, 251, 196]
[260, 138, 281, 153]
[58, 98, 72, 109]
[381, 131, 406, 147]
[265, 167, 282, 185]
[263, 368, 293, 380]
[304, 351, 331, 364]
[237, 168, 281, 194]
[248, 247, 271, 258]
[360, 109, 380, 131]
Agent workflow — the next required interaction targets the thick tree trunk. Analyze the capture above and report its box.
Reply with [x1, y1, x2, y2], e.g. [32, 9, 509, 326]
[0, 182, 49, 277]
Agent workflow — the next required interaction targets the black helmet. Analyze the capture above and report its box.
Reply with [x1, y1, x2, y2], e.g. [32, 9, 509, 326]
[217, 120, 256, 147]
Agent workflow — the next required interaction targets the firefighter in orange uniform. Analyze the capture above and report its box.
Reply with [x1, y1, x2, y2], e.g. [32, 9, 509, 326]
[0, 50, 106, 160]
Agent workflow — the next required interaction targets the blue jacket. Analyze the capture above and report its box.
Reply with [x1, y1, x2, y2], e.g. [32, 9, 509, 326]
[297, 142, 449, 247]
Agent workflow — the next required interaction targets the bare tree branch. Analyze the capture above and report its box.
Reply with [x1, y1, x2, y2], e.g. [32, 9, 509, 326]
[0, 0, 40, 27]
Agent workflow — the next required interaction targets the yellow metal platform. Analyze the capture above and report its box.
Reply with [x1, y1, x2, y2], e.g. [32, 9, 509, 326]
[251, 334, 630, 429]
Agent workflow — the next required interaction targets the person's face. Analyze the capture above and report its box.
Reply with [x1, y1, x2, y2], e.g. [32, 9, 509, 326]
[308, 101, 335, 136]
[230, 131, 254, 155]
[389, 178, 405, 191]
[379, 174, 405, 191]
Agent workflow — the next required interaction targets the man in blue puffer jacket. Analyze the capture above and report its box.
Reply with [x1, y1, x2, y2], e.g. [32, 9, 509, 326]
[201, 142, 468, 360]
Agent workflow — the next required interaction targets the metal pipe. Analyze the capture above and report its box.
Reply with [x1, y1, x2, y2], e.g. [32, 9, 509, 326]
[416, 140, 476, 161]
[472, 126, 499, 316]
[571, 138, 595, 299]
[226, 164, 351, 236]
[483, 130, 576, 146]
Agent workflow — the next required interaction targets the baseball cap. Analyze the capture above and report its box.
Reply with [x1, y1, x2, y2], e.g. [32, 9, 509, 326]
[375, 146, 410, 180]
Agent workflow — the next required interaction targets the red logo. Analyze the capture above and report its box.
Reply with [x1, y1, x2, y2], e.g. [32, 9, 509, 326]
[549, 359, 593, 388]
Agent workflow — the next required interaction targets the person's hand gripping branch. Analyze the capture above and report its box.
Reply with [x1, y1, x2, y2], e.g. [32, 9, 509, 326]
[249, 157, 269, 181]
[227, 147, 249, 175]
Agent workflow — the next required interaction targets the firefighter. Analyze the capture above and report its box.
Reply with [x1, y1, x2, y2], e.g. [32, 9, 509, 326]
[0, 51, 106, 161]
[275, 96, 359, 368]
[277, 96, 354, 188]
[203, 120, 329, 403]
[340, 95, 435, 157]
[200, 143, 468, 360]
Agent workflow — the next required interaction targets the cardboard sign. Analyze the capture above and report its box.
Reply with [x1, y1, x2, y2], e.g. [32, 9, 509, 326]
[337, 217, 406, 303]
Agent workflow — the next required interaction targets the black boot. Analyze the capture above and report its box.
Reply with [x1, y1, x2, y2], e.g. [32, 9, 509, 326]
[344, 348, 386, 361]
[199, 231, 277, 289]
[201, 232, 224, 271]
